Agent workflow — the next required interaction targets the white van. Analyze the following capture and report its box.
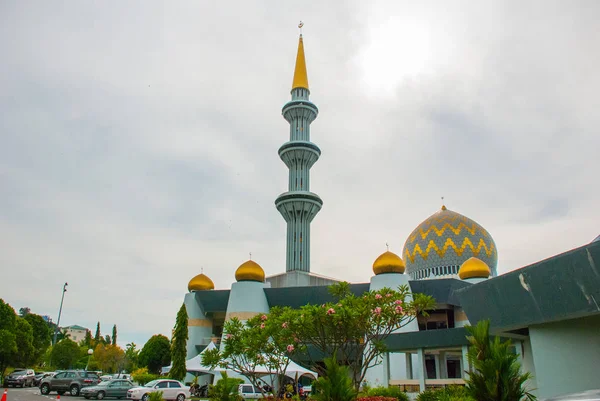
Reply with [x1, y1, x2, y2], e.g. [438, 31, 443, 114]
[238, 384, 266, 399]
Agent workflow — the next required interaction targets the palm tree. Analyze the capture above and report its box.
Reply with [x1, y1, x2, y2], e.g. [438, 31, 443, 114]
[465, 320, 536, 401]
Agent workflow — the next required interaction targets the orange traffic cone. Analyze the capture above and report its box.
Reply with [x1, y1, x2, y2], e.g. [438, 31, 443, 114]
[1, 389, 7, 401]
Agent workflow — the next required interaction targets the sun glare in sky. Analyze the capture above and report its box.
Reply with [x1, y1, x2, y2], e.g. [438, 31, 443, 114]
[356, 17, 436, 96]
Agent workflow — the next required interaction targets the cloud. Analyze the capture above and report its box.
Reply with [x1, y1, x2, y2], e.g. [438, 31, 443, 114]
[1, 1, 598, 347]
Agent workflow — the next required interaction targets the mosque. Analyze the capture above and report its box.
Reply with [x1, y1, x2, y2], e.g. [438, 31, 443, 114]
[181, 32, 600, 400]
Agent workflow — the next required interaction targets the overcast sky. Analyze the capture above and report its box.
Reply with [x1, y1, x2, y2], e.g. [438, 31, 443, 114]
[1, 1, 598, 348]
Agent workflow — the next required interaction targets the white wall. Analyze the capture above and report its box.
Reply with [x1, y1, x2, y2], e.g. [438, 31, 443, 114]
[529, 314, 600, 399]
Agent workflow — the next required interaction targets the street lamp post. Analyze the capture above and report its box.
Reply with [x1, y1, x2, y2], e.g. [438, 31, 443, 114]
[52, 282, 68, 346]
[86, 349, 93, 371]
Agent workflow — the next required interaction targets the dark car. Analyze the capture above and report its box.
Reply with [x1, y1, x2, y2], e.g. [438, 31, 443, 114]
[40, 370, 101, 396]
[80, 380, 134, 400]
[5, 369, 35, 387]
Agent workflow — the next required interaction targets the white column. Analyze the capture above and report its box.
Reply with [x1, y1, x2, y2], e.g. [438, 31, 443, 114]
[433, 354, 441, 379]
[383, 352, 390, 387]
[417, 348, 426, 392]
[439, 351, 448, 379]
[405, 353, 413, 380]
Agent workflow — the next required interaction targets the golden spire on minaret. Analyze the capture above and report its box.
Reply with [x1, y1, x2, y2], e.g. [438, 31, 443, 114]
[292, 21, 309, 90]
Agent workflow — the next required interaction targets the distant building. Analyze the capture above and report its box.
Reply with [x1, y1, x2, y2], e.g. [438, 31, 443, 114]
[63, 325, 88, 343]
[41, 315, 52, 323]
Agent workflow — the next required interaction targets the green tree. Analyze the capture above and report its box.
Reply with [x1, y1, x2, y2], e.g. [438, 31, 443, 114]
[83, 329, 93, 348]
[465, 320, 536, 401]
[170, 304, 189, 381]
[95, 322, 101, 343]
[51, 338, 82, 369]
[112, 325, 118, 346]
[282, 282, 434, 389]
[203, 309, 300, 393]
[139, 334, 171, 374]
[19, 307, 31, 317]
[13, 317, 35, 366]
[125, 342, 140, 372]
[105, 334, 111, 345]
[24, 314, 52, 363]
[94, 343, 126, 373]
[0, 299, 18, 383]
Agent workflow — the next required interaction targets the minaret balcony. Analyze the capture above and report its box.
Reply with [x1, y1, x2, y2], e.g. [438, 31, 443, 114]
[282, 101, 318, 123]
[278, 141, 321, 168]
[275, 191, 323, 223]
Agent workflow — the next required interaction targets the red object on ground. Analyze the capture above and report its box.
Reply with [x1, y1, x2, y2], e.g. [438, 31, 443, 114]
[1, 389, 7, 401]
[57, 395, 60, 401]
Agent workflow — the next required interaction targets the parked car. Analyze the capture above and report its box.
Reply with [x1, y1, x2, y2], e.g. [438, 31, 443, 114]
[239, 384, 268, 399]
[126, 379, 190, 401]
[5, 369, 35, 387]
[39, 370, 101, 396]
[80, 379, 135, 400]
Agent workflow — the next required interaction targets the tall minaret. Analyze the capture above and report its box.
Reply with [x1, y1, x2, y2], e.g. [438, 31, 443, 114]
[275, 31, 322, 273]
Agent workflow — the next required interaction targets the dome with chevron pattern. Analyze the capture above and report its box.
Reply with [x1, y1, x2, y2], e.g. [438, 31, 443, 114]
[403, 205, 497, 280]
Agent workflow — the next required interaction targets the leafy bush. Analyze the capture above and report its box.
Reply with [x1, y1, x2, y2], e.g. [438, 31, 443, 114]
[416, 386, 474, 401]
[357, 397, 399, 401]
[366, 386, 409, 401]
[465, 320, 536, 401]
[312, 357, 357, 401]
[131, 367, 159, 385]
[416, 389, 439, 401]
[208, 372, 243, 401]
[149, 391, 164, 401]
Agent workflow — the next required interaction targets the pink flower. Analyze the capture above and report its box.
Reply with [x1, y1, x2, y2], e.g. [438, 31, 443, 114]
[386, 293, 392, 298]
[375, 294, 382, 299]
[282, 322, 288, 329]
[373, 307, 382, 315]
[226, 334, 232, 339]
[395, 300, 403, 305]
[327, 308, 336, 315]
[287, 344, 295, 353]
[260, 323, 265, 329]
[261, 314, 267, 321]
[395, 305, 404, 314]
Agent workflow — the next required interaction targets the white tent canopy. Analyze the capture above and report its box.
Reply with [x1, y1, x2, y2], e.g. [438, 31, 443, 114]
[162, 343, 318, 379]
[161, 341, 218, 375]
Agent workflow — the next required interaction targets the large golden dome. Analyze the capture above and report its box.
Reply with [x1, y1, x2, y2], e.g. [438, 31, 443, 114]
[458, 257, 491, 280]
[373, 251, 405, 275]
[403, 205, 497, 280]
[188, 273, 215, 292]
[235, 260, 265, 282]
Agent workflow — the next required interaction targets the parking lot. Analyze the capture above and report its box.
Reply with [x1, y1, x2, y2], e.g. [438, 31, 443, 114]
[3, 387, 61, 401]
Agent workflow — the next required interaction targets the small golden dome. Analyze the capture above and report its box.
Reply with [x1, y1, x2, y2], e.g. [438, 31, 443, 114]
[235, 260, 265, 282]
[188, 273, 215, 292]
[458, 257, 491, 280]
[373, 251, 405, 275]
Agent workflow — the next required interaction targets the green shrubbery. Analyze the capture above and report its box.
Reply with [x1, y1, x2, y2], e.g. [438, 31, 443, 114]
[148, 391, 164, 401]
[312, 357, 356, 401]
[208, 372, 243, 401]
[363, 386, 409, 401]
[131, 367, 159, 385]
[416, 386, 474, 401]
